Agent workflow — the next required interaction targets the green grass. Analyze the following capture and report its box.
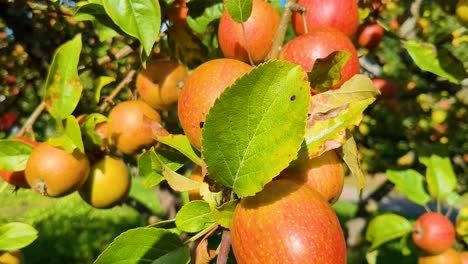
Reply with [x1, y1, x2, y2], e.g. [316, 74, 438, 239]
[1, 176, 165, 264]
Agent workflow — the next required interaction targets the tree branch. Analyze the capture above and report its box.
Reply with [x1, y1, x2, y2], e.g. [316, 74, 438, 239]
[98, 69, 136, 113]
[216, 229, 232, 264]
[266, 0, 298, 60]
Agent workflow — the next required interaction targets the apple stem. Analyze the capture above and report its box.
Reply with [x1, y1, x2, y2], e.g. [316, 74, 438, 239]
[445, 205, 454, 219]
[216, 229, 232, 264]
[288, 3, 308, 34]
[35, 181, 48, 196]
[240, 23, 255, 66]
[423, 204, 431, 213]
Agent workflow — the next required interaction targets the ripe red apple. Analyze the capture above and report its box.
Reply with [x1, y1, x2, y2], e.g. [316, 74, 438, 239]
[25, 142, 90, 197]
[357, 23, 384, 50]
[371, 77, 398, 99]
[291, 0, 359, 37]
[107, 100, 165, 155]
[279, 150, 344, 203]
[279, 26, 360, 93]
[136, 60, 188, 110]
[231, 179, 346, 264]
[418, 248, 462, 264]
[218, 0, 280, 64]
[0, 136, 39, 189]
[412, 212, 456, 255]
[178, 58, 251, 150]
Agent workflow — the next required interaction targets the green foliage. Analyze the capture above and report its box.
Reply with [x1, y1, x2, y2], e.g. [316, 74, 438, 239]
[175, 201, 215, 233]
[225, 0, 253, 23]
[307, 51, 351, 92]
[0, 222, 38, 251]
[202, 61, 310, 197]
[386, 169, 431, 206]
[138, 148, 187, 188]
[0, 140, 34, 171]
[48, 115, 85, 153]
[365, 213, 413, 251]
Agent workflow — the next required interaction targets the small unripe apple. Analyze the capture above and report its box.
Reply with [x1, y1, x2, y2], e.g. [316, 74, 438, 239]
[25, 142, 90, 197]
[456, 0, 468, 28]
[136, 60, 188, 110]
[279, 27, 360, 93]
[218, 0, 280, 64]
[0, 136, 39, 188]
[79, 156, 131, 209]
[178, 59, 251, 150]
[231, 179, 346, 263]
[371, 77, 398, 100]
[107, 100, 165, 155]
[418, 248, 462, 264]
[413, 212, 456, 255]
[292, 0, 359, 37]
[279, 150, 344, 203]
[0, 250, 24, 264]
[188, 165, 203, 201]
[357, 23, 384, 50]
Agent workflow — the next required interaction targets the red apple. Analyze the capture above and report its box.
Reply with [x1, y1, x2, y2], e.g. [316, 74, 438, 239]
[279, 26, 360, 93]
[0, 136, 39, 188]
[166, 0, 188, 24]
[418, 248, 462, 264]
[218, 0, 280, 64]
[371, 77, 398, 99]
[178, 58, 251, 150]
[231, 179, 346, 264]
[357, 23, 384, 50]
[279, 150, 344, 203]
[291, 0, 359, 37]
[413, 212, 456, 255]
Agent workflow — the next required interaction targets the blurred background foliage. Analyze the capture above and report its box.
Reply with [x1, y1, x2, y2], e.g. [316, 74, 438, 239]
[0, 0, 467, 263]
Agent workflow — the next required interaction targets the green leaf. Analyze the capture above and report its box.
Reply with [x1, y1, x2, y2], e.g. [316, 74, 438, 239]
[155, 155, 205, 192]
[446, 192, 461, 206]
[307, 51, 350, 92]
[153, 245, 190, 264]
[74, 3, 120, 41]
[48, 115, 85, 154]
[302, 98, 374, 157]
[386, 169, 431, 206]
[94, 76, 115, 103]
[210, 200, 238, 229]
[202, 60, 310, 197]
[225, 0, 252, 23]
[420, 155, 457, 200]
[0, 222, 38, 251]
[310, 74, 380, 114]
[365, 213, 413, 251]
[338, 135, 364, 190]
[404, 41, 466, 84]
[166, 23, 209, 69]
[186, 1, 224, 33]
[155, 134, 202, 166]
[0, 140, 34, 171]
[175, 201, 215, 233]
[94, 227, 190, 264]
[43, 34, 83, 120]
[138, 148, 187, 188]
[81, 113, 108, 147]
[102, 0, 161, 61]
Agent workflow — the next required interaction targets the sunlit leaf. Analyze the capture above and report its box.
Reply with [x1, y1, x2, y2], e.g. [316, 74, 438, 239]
[338, 135, 365, 190]
[386, 169, 431, 206]
[138, 148, 187, 188]
[0, 140, 34, 171]
[155, 134, 202, 166]
[366, 213, 412, 251]
[43, 34, 83, 120]
[308, 51, 350, 92]
[202, 60, 310, 198]
[0, 222, 38, 251]
[48, 115, 85, 154]
[210, 200, 238, 229]
[175, 201, 215, 233]
[225, 0, 252, 23]
[94, 76, 115, 103]
[419, 155, 457, 200]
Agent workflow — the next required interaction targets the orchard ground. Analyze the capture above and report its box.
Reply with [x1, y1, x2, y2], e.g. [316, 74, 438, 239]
[2, 172, 457, 263]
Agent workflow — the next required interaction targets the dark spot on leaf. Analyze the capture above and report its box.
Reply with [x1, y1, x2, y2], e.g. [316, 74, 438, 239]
[199, 122, 204, 128]
[290, 95, 296, 101]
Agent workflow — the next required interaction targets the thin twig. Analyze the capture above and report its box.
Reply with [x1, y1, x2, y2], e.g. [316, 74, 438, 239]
[98, 69, 136, 113]
[265, 0, 298, 60]
[17, 101, 47, 137]
[216, 229, 232, 264]
[78, 45, 135, 71]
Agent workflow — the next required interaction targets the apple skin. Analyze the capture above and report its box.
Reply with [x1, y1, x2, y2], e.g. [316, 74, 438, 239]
[456, 0, 468, 28]
[188, 165, 203, 201]
[107, 100, 164, 155]
[0, 136, 39, 188]
[357, 23, 384, 50]
[371, 77, 398, 100]
[218, 0, 280, 64]
[79, 156, 131, 209]
[178, 58, 251, 150]
[278, 150, 344, 203]
[291, 0, 359, 37]
[460, 252, 468, 264]
[25, 142, 90, 197]
[418, 248, 462, 264]
[279, 27, 360, 93]
[136, 60, 188, 110]
[413, 212, 456, 255]
[231, 179, 346, 264]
